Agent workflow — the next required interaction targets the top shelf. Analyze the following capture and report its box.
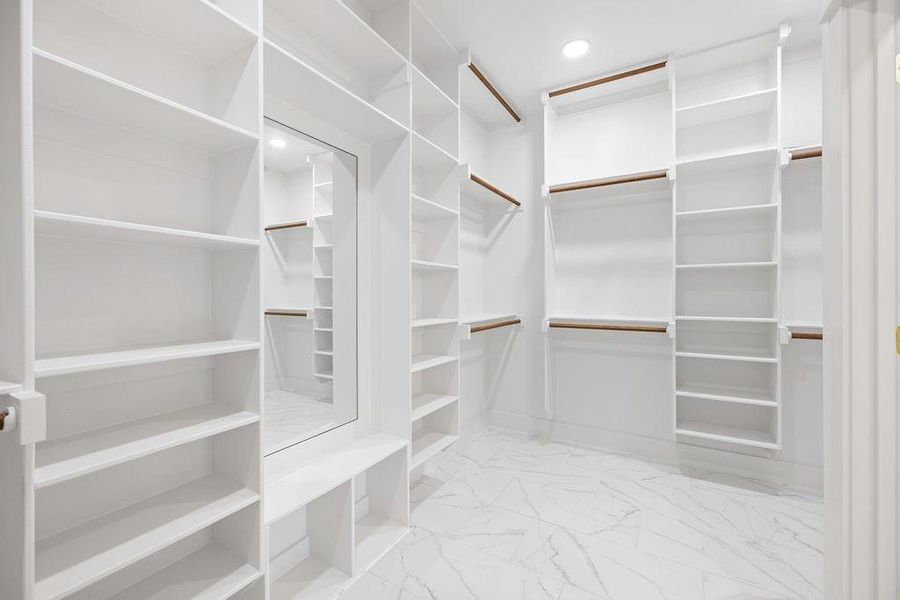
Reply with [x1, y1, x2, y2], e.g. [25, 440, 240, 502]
[676, 88, 777, 128]
[410, 2, 457, 72]
[265, 0, 406, 78]
[33, 49, 259, 154]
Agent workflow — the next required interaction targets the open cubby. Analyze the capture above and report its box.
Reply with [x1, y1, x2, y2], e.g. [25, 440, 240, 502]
[676, 207, 777, 265]
[675, 148, 779, 213]
[353, 448, 408, 572]
[412, 359, 459, 422]
[34, 0, 260, 133]
[269, 481, 353, 600]
[675, 320, 777, 361]
[676, 354, 777, 405]
[676, 394, 778, 449]
[676, 264, 776, 319]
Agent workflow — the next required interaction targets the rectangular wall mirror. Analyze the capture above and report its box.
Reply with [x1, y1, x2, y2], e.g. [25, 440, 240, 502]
[262, 118, 358, 455]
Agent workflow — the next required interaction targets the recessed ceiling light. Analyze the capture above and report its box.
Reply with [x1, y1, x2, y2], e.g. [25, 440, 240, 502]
[561, 39, 590, 59]
[269, 138, 287, 149]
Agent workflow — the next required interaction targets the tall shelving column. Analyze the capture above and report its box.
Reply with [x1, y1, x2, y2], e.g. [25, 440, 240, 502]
[672, 28, 788, 451]
[312, 154, 336, 384]
[23, 0, 267, 598]
[408, 0, 461, 470]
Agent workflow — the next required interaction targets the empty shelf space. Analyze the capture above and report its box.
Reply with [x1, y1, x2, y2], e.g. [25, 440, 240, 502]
[264, 40, 408, 145]
[266, 433, 407, 524]
[676, 146, 779, 170]
[675, 351, 777, 364]
[410, 430, 458, 470]
[411, 259, 458, 272]
[411, 318, 459, 329]
[411, 393, 458, 422]
[107, 544, 261, 600]
[676, 388, 777, 408]
[412, 194, 458, 221]
[412, 131, 458, 170]
[266, 308, 309, 317]
[460, 169, 521, 208]
[411, 354, 457, 374]
[35, 211, 258, 250]
[676, 316, 777, 324]
[412, 64, 459, 117]
[676, 203, 778, 219]
[35, 475, 259, 600]
[35, 404, 259, 488]
[33, 49, 258, 154]
[356, 513, 408, 572]
[270, 555, 348, 600]
[265, 220, 309, 232]
[675, 421, 778, 450]
[676, 88, 777, 128]
[34, 340, 260, 378]
[266, 0, 406, 77]
[676, 261, 777, 270]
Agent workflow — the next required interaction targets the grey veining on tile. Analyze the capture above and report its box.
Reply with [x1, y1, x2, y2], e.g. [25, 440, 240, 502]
[362, 427, 824, 600]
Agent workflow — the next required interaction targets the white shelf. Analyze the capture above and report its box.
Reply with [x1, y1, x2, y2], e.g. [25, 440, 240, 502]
[411, 393, 458, 422]
[411, 318, 458, 329]
[270, 556, 348, 600]
[411, 131, 458, 170]
[462, 313, 519, 326]
[675, 421, 779, 450]
[35, 340, 260, 378]
[266, 0, 406, 77]
[356, 513, 408, 572]
[410, 430, 458, 470]
[314, 350, 334, 357]
[676, 261, 777, 270]
[676, 388, 777, 408]
[675, 351, 778, 364]
[35, 404, 260, 488]
[676, 88, 777, 128]
[0, 381, 22, 396]
[264, 40, 408, 144]
[82, 0, 258, 64]
[675, 203, 778, 219]
[675, 146, 779, 172]
[412, 64, 458, 118]
[33, 49, 258, 154]
[314, 328, 334, 333]
[410, 3, 457, 73]
[412, 194, 458, 221]
[266, 433, 407, 524]
[675, 316, 777, 323]
[35, 475, 258, 600]
[411, 354, 457, 374]
[411, 259, 458, 272]
[314, 372, 334, 381]
[35, 211, 258, 250]
[107, 543, 261, 600]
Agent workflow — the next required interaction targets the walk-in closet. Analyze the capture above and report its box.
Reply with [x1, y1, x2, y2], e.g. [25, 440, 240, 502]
[2, 0, 898, 598]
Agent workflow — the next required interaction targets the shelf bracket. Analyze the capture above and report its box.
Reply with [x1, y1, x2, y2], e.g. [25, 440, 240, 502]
[778, 325, 792, 345]
[3, 390, 46, 445]
[666, 321, 676, 339]
[780, 148, 792, 168]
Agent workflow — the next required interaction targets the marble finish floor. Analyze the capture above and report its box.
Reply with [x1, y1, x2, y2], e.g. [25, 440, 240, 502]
[264, 389, 336, 454]
[338, 428, 824, 600]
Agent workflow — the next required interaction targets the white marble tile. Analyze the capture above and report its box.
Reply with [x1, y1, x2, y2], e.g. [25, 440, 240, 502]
[337, 572, 420, 600]
[372, 527, 563, 600]
[471, 428, 577, 462]
[568, 447, 686, 481]
[510, 521, 705, 599]
[558, 583, 610, 600]
[263, 389, 337, 453]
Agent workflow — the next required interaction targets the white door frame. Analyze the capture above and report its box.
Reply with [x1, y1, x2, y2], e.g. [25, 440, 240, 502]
[822, 0, 898, 597]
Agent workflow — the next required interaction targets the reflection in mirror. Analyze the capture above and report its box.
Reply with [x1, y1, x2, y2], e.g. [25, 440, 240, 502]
[262, 118, 357, 455]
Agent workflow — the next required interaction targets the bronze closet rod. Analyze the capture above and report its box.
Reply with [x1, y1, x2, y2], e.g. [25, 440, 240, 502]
[265, 220, 308, 232]
[549, 322, 668, 334]
[468, 61, 521, 123]
[470, 173, 521, 206]
[791, 332, 823, 340]
[265, 309, 309, 317]
[549, 169, 669, 195]
[549, 60, 668, 98]
[471, 319, 521, 334]
[790, 147, 822, 161]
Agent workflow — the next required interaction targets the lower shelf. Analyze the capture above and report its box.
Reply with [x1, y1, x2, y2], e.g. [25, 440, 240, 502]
[108, 544, 261, 600]
[355, 514, 407, 573]
[270, 556, 348, 600]
[410, 430, 458, 470]
[35, 475, 259, 600]
[411, 394, 458, 422]
[0, 380, 22, 395]
[675, 420, 778, 450]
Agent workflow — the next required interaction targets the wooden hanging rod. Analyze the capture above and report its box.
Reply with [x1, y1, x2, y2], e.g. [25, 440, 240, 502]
[791, 331, 823, 340]
[549, 60, 668, 99]
[266, 309, 308, 317]
[468, 61, 521, 123]
[790, 147, 823, 161]
[471, 318, 521, 334]
[549, 321, 668, 334]
[470, 173, 521, 206]
[265, 220, 308, 232]
[549, 169, 669, 195]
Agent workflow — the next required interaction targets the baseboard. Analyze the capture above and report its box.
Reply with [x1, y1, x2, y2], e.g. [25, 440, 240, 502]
[488, 410, 824, 492]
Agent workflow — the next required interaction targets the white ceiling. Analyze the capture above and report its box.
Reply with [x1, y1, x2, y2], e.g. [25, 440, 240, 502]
[417, 0, 825, 116]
